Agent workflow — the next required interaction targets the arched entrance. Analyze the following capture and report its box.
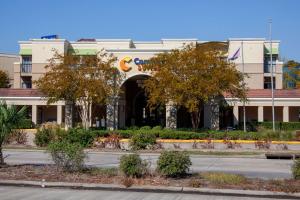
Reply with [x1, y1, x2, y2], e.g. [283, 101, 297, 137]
[118, 75, 165, 128]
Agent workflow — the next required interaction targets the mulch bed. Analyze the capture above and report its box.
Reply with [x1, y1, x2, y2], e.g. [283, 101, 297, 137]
[0, 164, 300, 193]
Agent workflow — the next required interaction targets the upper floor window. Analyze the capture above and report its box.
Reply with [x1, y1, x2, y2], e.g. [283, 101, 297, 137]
[21, 56, 32, 73]
[264, 55, 277, 73]
[264, 77, 276, 89]
[21, 77, 32, 88]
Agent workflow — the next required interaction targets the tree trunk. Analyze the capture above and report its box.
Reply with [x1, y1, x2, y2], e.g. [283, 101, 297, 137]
[65, 101, 74, 130]
[0, 145, 4, 166]
[78, 100, 91, 130]
[190, 110, 201, 130]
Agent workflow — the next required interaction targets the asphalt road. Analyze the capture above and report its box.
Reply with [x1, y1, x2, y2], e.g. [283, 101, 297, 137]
[0, 186, 281, 200]
[3, 149, 293, 179]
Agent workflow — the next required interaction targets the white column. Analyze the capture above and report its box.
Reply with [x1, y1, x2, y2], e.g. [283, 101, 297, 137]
[57, 105, 62, 125]
[32, 105, 37, 125]
[233, 105, 239, 126]
[283, 106, 289, 122]
[258, 106, 264, 122]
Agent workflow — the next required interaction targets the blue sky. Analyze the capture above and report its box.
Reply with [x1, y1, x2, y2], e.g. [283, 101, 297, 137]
[0, 0, 299, 61]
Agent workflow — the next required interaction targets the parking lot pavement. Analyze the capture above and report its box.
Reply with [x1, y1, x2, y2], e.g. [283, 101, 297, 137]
[3, 149, 293, 179]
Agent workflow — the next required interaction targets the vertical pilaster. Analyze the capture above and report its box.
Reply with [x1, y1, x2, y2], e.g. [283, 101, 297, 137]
[283, 106, 289, 122]
[32, 105, 37, 125]
[57, 105, 62, 125]
[233, 105, 239, 126]
[258, 106, 264, 122]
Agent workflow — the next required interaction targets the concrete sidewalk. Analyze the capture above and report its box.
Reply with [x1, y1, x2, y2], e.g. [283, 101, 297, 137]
[0, 180, 299, 199]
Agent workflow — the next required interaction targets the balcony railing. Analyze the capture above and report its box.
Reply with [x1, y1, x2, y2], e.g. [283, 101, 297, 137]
[21, 64, 32, 73]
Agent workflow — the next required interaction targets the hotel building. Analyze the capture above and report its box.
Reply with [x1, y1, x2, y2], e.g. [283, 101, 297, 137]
[0, 37, 299, 129]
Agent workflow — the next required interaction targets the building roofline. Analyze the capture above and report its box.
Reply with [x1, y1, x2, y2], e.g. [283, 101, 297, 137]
[229, 38, 266, 41]
[161, 38, 198, 41]
[0, 53, 19, 58]
[95, 39, 132, 42]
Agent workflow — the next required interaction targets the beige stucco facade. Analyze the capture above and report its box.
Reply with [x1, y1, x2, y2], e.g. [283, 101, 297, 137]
[0, 53, 19, 87]
[0, 37, 298, 129]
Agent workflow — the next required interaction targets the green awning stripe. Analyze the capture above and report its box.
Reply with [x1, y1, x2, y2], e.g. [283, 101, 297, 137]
[19, 49, 32, 55]
[264, 47, 279, 54]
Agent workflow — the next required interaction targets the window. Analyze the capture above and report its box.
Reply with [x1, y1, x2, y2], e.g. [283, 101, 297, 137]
[21, 77, 32, 88]
[264, 77, 275, 89]
[264, 55, 277, 73]
[21, 56, 32, 73]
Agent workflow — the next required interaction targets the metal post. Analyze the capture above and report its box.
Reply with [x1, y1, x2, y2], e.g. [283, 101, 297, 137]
[269, 19, 276, 132]
[241, 41, 246, 132]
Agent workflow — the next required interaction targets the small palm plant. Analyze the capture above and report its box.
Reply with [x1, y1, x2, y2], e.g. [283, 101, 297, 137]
[0, 102, 27, 166]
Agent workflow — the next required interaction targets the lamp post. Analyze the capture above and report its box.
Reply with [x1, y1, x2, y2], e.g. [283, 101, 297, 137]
[241, 41, 246, 132]
[269, 19, 276, 132]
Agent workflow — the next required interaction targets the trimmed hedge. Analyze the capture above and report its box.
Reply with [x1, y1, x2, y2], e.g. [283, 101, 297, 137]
[89, 129, 295, 141]
[258, 122, 300, 131]
[34, 124, 298, 148]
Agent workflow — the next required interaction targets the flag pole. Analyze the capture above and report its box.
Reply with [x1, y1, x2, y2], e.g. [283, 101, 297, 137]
[242, 41, 246, 132]
[269, 19, 276, 132]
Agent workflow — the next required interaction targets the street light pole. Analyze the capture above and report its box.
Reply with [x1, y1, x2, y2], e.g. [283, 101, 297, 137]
[269, 19, 276, 132]
[241, 41, 246, 132]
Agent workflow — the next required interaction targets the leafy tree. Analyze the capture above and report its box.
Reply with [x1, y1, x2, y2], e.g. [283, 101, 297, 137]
[0, 102, 27, 165]
[283, 60, 300, 89]
[0, 70, 10, 88]
[35, 51, 123, 129]
[143, 42, 246, 129]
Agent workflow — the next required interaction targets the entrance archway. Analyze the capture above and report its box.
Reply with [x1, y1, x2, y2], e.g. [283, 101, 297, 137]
[118, 75, 165, 128]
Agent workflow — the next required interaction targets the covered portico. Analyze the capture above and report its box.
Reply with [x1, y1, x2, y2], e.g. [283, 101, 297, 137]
[1, 88, 300, 129]
[0, 89, 65, 126]
[226, 89, 300, 125]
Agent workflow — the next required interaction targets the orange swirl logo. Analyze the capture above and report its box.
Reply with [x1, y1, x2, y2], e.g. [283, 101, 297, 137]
[119, 56, 132, 72]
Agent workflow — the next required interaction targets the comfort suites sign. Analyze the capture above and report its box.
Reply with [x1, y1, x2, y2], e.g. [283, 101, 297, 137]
[119, 56, 150, 72]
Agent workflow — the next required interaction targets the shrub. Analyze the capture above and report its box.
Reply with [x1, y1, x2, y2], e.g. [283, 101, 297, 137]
[292, 159, 300, 180]
[255, 140, 271, 149]
[258, 122, 300, 131]
[157, 151, 192, 177]
[64, 128, 96, 147]
[152, 126, 163, 130]
[121, 177, 134, 188]
[201, 172, 246, 185]
[127, 126, 139, 130]
[48, 141, 86, 172]
[34, 127, 56, 147]
[104, 133, 121, 149]
[19, 119, 34, 129]
[139, 126, 152, 130]
[4, 129, 27, 145]
[119, 154, 148, 177]
[189, 178, 202, 188]
[130, 132, 156, 150]
[117, 130, 134, 138]
[159, 131, 208, 140]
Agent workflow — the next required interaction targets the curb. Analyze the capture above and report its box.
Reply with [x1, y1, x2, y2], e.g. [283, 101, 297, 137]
[107, 139, 300, 145]
[0, 180, 299, 199]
